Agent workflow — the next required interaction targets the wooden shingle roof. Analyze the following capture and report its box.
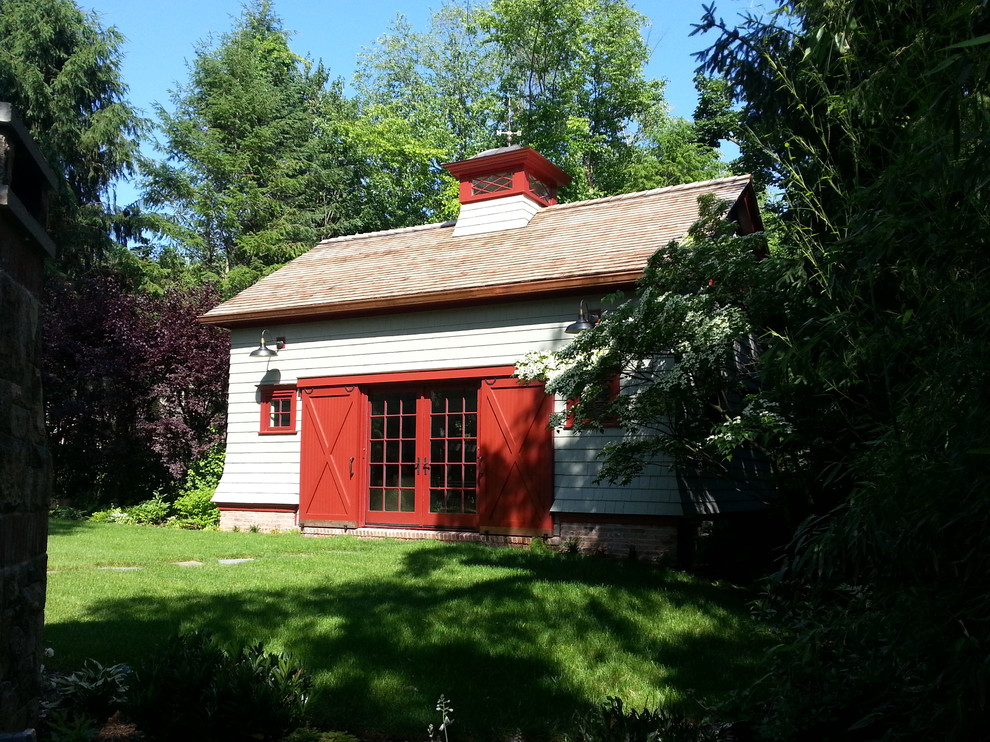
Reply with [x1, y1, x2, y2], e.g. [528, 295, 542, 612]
[200, 174, 757, 327]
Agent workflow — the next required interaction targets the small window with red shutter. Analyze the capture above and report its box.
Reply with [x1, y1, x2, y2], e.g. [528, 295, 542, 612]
[259, 385, 297, 434]
[563, 374, 621, 429]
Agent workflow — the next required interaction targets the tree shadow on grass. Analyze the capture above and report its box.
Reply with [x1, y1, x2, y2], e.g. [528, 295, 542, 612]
[48, 517, 97, 535]
[45, 543, 767, 741]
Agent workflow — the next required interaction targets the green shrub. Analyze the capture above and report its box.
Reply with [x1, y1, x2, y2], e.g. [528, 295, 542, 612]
[43, 709, 99, 742]
[89, 507, 134, 525]
[45, 659, 132, 717]
[128, 631, 311, 742]
[529, 536, 553, 556]
[50, 505, 87, 520]
[169, 445, 223, 529]
[171, 487, 220, 528]
[572, 697, 732, 742]
[42, 659, 132, 740]
[126, 494, 172, 525]
[283, 729, 361, 742]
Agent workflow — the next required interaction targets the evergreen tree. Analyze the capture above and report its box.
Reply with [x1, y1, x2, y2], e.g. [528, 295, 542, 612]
[0, 0, 145, 274]
[142, 1, 360, 294]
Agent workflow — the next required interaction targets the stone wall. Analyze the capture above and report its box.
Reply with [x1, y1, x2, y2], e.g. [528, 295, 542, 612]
[0, 104, 56, 736]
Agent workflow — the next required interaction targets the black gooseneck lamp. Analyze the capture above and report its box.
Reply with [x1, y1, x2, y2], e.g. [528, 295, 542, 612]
[249, 329, 285, 357]
[565, 300, 597, 334]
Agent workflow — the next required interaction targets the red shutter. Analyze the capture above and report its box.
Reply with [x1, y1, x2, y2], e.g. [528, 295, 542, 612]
[478, 377, 553, 532]
[299, 385, 362, 525]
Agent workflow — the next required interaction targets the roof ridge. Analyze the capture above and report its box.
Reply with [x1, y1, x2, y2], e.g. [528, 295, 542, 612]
[544, 174, 753, 213]
[316, 219, 455, 247]
[313, 174, 752, 247]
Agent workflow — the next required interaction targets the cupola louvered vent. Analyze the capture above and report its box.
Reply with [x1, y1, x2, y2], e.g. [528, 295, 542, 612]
[442, 146, 572, 237]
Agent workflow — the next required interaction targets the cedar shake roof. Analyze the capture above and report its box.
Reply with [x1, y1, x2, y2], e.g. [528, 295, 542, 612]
[200, 174, 757, 327]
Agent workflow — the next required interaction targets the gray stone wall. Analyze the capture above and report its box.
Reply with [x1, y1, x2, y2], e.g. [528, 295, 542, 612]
[0, 105, 55, 736]
[0, 255, 50, 733]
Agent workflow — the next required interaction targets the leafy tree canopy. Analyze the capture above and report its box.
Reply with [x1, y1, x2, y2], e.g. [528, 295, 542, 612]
[526, 0, 990, 737]
[43, 273, 228, 505]
[355, 0, 726, 207]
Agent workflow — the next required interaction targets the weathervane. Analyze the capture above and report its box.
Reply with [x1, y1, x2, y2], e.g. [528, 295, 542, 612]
[496, 104, 522, 146]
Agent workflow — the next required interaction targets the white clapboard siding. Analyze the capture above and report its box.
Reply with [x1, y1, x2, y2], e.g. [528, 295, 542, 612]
[214, 296, 685, 515]
[452, 194, 541, 237]
[216, 298, 569, 505]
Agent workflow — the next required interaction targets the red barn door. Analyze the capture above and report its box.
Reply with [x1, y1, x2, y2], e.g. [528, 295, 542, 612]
[477, 377, 553, 532]
[299, 385, 362, 525]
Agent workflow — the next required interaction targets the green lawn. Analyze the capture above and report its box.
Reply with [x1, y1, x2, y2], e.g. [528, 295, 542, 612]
[45, 520, 768, 740]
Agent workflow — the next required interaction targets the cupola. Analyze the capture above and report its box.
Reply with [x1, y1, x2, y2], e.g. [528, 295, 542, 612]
[442, 145, 571, 237]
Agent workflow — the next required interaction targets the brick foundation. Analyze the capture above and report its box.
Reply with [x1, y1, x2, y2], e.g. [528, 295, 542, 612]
[301, 525, 536, 548]
[219, 509, 297, 533]
[550, 518, 680, 561]
[221, 507, 682, 560]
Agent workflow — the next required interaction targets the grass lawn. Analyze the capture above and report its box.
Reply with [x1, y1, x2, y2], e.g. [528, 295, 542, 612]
[45, 520, 769, 740]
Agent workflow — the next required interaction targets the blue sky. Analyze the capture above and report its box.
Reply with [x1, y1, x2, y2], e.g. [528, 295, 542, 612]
[79, 0, 751, 205]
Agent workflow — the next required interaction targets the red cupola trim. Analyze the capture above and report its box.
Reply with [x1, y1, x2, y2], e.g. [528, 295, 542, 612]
[443, 146, 572, 207]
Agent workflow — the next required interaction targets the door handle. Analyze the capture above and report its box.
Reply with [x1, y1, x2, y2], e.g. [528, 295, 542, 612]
[349, 457, 354, 477]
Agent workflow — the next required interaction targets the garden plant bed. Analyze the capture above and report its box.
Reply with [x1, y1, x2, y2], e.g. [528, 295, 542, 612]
[45, 520, 769, 740]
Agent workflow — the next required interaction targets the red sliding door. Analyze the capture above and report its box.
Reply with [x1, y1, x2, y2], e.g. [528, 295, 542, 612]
[299, 368, 552, 534]
[299, 385, 362, 525]
[478, 378, 554, 532]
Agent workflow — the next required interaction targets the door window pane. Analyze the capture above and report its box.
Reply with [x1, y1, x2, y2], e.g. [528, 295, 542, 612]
[368, 392, 418, 513]
[368, 387, 478, 519]
[428, 389, 478, 514]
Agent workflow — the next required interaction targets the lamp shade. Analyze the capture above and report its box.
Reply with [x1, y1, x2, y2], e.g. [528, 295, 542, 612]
[565, 301, 594, 334]
[249, 331, 279, 357]
[249, 343, 277, 357]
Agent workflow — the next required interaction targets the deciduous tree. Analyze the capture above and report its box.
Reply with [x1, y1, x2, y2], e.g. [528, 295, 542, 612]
[43, 274, 228, 505]
[355, 0, 724, 211]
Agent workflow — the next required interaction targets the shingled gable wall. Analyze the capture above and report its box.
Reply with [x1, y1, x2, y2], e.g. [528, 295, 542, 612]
[0, 103, 57, 738]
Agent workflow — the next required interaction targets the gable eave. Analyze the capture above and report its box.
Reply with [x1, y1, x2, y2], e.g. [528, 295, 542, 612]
[197, 270, 643, 328]
[199, 174, 759, 328]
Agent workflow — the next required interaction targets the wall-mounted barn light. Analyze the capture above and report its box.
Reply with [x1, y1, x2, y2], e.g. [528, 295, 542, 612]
[565, 300, 600, 334]
[249, 330, 285, 357]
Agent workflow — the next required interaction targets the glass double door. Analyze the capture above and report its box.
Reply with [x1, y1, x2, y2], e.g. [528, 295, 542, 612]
[366, 386, 478, 527]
